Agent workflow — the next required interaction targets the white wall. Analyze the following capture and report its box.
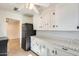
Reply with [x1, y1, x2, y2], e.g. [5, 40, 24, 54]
[36, 31, 79, 40]
[22, 16, 33, 24]
[0, 10, 33, 37]
[0, 10, 22, 37]
[0, 10, 33, 47]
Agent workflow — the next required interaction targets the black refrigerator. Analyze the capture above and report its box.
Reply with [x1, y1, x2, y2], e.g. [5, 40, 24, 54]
[21, 23, 36, 51]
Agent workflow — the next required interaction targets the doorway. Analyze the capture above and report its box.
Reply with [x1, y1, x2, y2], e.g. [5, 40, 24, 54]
[6, 18, 20, 55]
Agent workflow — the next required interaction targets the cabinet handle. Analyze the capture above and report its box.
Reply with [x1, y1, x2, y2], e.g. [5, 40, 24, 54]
[52, 50, 57, 55]
[53, 12, 55, 15]
[52, 50, 54, 53]
[53, 25, 55, 28]
[62, 48, 68, 51]
[55, 50, 57, 55]
[77, 26, 79, 29]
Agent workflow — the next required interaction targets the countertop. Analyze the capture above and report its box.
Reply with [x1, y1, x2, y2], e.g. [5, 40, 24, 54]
[31, 36, 79, 49]
[0, 37, 8, 41]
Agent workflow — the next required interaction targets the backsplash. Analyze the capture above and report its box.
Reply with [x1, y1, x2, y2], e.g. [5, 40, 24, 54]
[36, 31, 79, 40]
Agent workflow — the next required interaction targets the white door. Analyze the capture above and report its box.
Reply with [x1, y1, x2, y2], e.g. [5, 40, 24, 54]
[55, 3, 79, 31]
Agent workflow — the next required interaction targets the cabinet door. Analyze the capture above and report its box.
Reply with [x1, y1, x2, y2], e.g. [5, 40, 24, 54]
[49, 6, 56, 30]
[42, 9, 51, 30]
[33, 15, 41, 30]
[33, 6, 55, 30]
[34, 42, 40, 54]
[31, 37, 41, 55]
[55, 3, 79, 31]
[33, 15, 38, 30]
[31, 37, 36, 52]
[33, 14, 45, 30]
[47, 48, 56, 56]
[33, 9, 51, 30]
[40, 45, 47, 56]
[41, 7, 55, 30]
[38, 15, 44, 30]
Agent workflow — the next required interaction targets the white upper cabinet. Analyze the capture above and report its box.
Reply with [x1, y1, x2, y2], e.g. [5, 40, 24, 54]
[33, 14, 40, 30]
[55, 3, 79, 31]
[33, 6, 55, 30]
[33, 3, 79, 31]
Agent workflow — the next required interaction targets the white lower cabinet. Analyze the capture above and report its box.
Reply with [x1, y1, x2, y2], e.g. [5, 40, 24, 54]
[31, 37, 75, 56]
[31, 37, 48, 56]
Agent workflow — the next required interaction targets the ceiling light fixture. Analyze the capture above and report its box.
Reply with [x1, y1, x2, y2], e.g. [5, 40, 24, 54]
[25, 3, 34, 10]
[15, 3, 50, 14]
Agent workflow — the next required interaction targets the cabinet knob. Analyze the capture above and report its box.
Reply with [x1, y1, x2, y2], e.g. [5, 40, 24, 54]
[77, 26, 79, 29]
[52, 50, 54, 53]
[53, 25, 55, 28]
[53, 12, 55, 15]
[52, 50, 57, 55]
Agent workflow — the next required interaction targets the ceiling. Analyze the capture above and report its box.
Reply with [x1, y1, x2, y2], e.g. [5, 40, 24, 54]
[0, 3, 50, 16]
